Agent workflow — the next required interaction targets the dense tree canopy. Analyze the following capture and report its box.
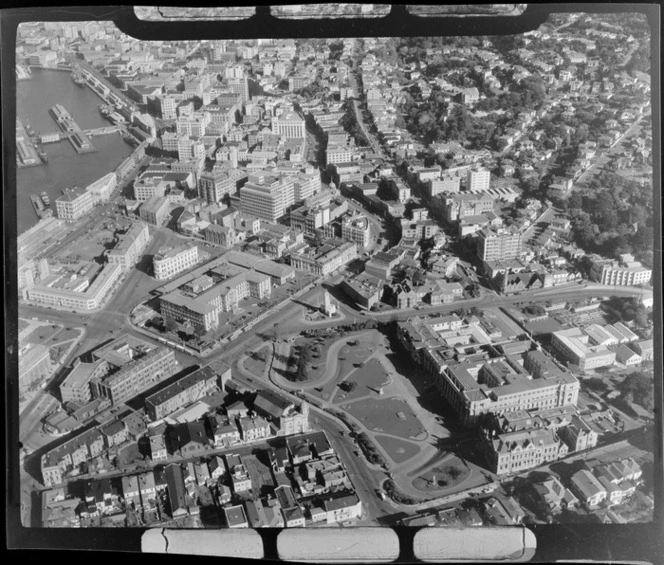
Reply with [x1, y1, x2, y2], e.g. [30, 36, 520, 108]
[618, 371, 654, 411]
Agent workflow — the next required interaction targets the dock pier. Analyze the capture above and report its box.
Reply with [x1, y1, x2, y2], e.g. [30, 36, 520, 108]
[49, 104, 97, 154]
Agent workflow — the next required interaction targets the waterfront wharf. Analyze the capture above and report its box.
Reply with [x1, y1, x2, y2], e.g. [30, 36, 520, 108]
[49, 104, 98, 154]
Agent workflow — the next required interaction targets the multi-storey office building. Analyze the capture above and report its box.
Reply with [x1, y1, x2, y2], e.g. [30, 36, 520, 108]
[59, 358, 108, 404]
[587, 253, 652, 286]
[445, 193, 494, 222]
[86, 172, 117, 205]
[90, 346, 178, 405]
[145, 365, 220, 421]
[139, 196, 171, 226]
[159, 290, 220, 333]
[293, 171, 321, 202]
[106, 222, 150, 271]
[326, 145, 354, 166]
[341, 214, 371, 248]
[153, 245, 199, 280]
[55, 187, 94, 221]
[26, 263, 122, 311]
[290, 205, 331, 235]
[198, 168, 245, 204]
[290, 239, 358, 276]
[550, 327, 617, 371]
[159, 269, 271, 332]
[176, 111, 211, 137]
[239, 173, 294, 222]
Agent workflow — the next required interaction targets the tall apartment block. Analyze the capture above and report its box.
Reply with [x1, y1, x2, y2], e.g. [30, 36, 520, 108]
[428, 174, 461, 197]
[477, 227, 522, 262]
[467, 168, 491, 192]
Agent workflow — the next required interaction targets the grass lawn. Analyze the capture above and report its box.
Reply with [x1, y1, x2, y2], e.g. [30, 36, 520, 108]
[56, 329, 80, 343]
[374, 434, 422, 464]
[305, 334, 376, 401]
[244, 346, 271, 377]
[49, 341, 74, 363]
[613, 490, 655, 522]
[118, 442, 143, 466]
[344, 397, 427, 440]
[26, 325, 62, 345]
[411, 454, 470, 492]
[333, 358, 391, 404]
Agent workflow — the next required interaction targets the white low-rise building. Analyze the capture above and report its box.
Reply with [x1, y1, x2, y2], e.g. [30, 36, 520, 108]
[153, 244, 198, 280]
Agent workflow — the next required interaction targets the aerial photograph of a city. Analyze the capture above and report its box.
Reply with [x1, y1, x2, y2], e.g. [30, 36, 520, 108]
[13, 7, 658, 534]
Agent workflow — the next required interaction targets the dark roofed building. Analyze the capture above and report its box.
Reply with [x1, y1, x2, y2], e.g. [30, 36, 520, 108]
[253, 389, 293, 422]
[100, 419, 128, 448]
[285, 435, 313, 464]
[145, 365, 218, 420]
[302, 431, 333, 458]
[322, 491, 362, 524]
[164, 463, 188, 517]
[168, 421, 210, 456]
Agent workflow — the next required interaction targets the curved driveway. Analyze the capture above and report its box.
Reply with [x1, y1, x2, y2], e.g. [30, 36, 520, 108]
[242, 328, 482, 500]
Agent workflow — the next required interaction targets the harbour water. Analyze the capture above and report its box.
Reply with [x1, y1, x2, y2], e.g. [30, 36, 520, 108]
[16, 68, 135, 234]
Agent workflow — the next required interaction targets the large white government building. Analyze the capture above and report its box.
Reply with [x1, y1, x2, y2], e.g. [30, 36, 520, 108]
[397, 311, 580, 426]
[272, 110, 306, 139]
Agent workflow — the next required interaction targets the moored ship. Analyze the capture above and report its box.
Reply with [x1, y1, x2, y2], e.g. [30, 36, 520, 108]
[72, 71, 86, 86]
[31, 194, 45, 217]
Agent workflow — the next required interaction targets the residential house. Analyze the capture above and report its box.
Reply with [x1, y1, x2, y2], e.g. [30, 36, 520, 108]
[225, 453, 252, 493]
[208, 455, 225, 481]
[569, 469, 607, 508]
[137, 472, 156, 504]
[525, 474, 578, 515]
[323, 492, 362, 524]
[238, 415, 271, 442]
[559, 414, 599, 452]
[100, 420, 128, 449]
[121, 475, 141, 508]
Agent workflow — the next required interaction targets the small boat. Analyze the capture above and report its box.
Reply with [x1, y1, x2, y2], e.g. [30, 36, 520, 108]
[40, 191, 50, 205]
[31, 194, 45, 217]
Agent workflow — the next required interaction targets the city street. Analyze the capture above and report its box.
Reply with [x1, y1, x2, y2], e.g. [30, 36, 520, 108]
[370, 282, 648, 323]
[575, 114, 647, 186]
